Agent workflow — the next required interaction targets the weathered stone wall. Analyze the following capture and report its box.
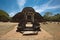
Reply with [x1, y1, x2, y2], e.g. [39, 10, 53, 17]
[11, 7, 45, 22]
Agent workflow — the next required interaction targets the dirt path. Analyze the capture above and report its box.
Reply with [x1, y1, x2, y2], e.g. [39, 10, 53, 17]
[0, 26, 53, 40]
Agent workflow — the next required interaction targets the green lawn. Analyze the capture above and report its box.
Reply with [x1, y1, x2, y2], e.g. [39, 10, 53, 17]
[0, 22, 18, 37]
[41, 22, 60, 40]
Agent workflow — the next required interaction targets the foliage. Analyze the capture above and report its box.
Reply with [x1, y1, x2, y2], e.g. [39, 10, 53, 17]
[0, 10, 10, 22]
[53, 14, 60, 21]
[43, 12, 60, 22]
[43, 12, 53, 21]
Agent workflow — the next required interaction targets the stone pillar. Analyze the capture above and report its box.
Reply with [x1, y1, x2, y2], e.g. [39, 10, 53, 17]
[31, 13, 34, 23]
[25, 12, 27, 20]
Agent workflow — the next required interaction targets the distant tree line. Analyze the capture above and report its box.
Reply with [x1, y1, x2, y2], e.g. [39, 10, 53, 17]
[43, 12, 60, 22]
[0, 10, 60, 22]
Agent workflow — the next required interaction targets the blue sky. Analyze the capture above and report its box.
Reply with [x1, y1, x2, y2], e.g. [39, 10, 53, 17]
[0, 0, 60, 17]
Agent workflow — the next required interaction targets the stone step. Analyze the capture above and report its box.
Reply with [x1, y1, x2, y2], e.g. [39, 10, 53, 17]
[26, 23, 33, 27]
[26, 22, 33, 27]
[23, 27, 34, 31]
[23, 31, 38, 35]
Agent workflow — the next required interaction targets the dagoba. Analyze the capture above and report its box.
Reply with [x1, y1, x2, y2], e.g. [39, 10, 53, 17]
[11, 7, 44, 22]
[11, 7, 45, 34]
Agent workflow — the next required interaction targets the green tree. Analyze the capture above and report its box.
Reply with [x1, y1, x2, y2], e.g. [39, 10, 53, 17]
[54, 13, 60, 21]
[0, 10, 10, 22]
[43, 12, 53, 21]
[43, 12, 60, 22]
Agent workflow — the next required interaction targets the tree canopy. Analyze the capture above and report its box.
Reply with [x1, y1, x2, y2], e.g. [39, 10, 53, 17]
[0, 10, 10, 22]
[43, 12, 60, 22]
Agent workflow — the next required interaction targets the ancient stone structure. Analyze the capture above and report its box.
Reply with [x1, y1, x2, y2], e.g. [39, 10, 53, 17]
[11, 7, 46, 34]
[11, 7, 44, 22]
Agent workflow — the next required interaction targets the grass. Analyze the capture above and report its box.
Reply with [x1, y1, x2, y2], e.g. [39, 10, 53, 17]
[0, 22, 18, 37]
[41, 22, 60, 40]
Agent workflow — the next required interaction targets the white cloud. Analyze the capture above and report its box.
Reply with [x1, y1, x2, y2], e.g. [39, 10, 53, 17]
[17, 0, 26, 11]
[33, 0, 53, 13]
[33, 5, 48, 13]
[9, 11, 17, 17]
[9, 0, 26, 17]
[17, 0, 26, 7]
[33, 0, 60, 13]
[47, 5, 60, 9]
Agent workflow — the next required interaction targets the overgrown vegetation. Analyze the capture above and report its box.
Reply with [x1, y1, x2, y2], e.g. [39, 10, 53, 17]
[43, 12, 60, 22]
[0, 10, 10, 22]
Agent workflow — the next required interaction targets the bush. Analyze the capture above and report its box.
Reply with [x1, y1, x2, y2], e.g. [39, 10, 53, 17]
[0, 10, 10, 22]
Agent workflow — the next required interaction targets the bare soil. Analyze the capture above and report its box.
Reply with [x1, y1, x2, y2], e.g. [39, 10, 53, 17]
[0, 22, 18, 37]
[1, 22, 60, 40]
[41, 22, 60, 40]
[0, 25, 53, 40]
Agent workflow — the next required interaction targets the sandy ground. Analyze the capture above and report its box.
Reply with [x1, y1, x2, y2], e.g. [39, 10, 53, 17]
[0, 25, 53, 40]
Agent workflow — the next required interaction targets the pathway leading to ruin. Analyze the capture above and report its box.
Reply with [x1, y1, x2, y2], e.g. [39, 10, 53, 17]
[0, 25, 53, 40]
